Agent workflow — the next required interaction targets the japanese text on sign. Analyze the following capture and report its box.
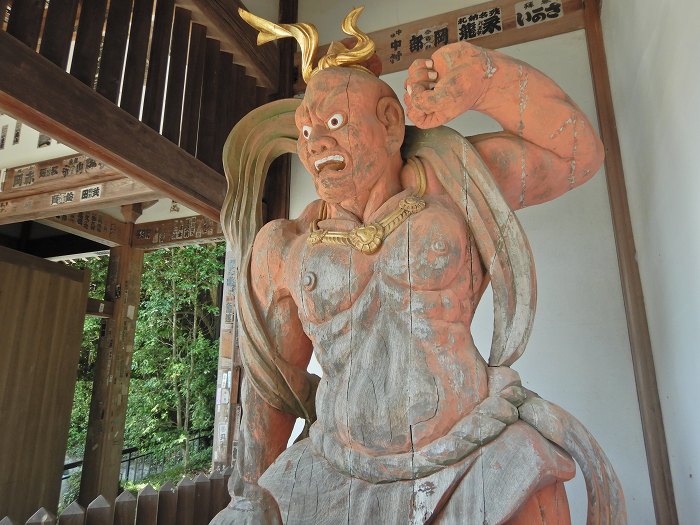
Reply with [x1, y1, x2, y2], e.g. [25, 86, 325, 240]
[80, 185, 103, 201]
[408, 24, 449, 55]
[457, 8, 503, 41]
[515, 0, 563, 28]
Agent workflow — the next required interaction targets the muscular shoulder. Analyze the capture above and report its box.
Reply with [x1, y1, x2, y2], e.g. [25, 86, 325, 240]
[250, 200, 324, 299]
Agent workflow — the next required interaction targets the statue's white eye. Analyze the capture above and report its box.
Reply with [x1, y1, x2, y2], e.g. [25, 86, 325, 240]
[302, 125, 312, 139]
[327, 113, 344, 130]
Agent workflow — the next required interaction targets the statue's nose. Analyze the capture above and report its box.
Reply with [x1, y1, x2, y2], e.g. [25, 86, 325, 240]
[308, 134, 336, 155]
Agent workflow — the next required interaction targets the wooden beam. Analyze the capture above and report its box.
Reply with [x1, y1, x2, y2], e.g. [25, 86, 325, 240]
[131, 215, 224, 250]
[175, 0, 279, 90]
[0, 177, 160, 225]
[86, 298, 114, 318]
[0, 30, 226, 221]
[583, 1, 678, 524]
[79, 245, 143, 506]
[38, 210, 130, 247]
[293, 0, 583, 92]
[0, 154, 122, 197]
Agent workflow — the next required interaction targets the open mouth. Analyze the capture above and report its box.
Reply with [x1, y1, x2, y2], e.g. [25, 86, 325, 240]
[314, 154, 346, 173]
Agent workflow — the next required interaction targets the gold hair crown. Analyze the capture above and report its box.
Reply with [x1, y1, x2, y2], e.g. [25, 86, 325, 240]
[238, 6, 376, 83]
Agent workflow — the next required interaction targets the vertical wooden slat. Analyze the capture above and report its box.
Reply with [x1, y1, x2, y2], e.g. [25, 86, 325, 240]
[5, 0, 44, 50]
[155, 483, 176, 525]
[25, 508, 56, 525]
[212, 51, 233, 173]
[175, 478, 195, 525]
[208, 472, 225, 521]
[39, 0, 79, 69]
[228, 64, 245, 125]
[0, 0, 10, 32]
[255, 86, 269, 109]
[96, 0, 135, 103]
[84, 496, 112, 525]
[196, 38, 221, 169]
[240, 75, 258, 116]
[113, 491, 136, 525]
[162, 7, 191, 143]
[135, 486, 158, 525]
[58, 502, 86, 525]
[70, 0, 108, 87]
[192, 474, 210, 525]
[180, 23, 207, 154]
[142, 0, 175, 130]
[120, 0, 155, 117]
[583, 1, 679, 524]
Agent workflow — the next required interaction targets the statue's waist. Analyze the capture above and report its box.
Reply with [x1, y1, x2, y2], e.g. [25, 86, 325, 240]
[309, 367, 530, 483]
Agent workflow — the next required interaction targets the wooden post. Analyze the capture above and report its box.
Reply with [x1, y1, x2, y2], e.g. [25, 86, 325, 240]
[79, 209, 144, 505]
[212, 244, 240, 471]
[583, 1, 678, 523]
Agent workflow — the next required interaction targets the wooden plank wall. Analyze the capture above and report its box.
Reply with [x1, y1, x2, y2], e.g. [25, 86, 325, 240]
[0, 246, 90, 523]
[2, 0, 264, 178]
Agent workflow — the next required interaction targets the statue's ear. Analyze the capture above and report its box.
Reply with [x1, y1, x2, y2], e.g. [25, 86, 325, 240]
[377, 96, 405, 152]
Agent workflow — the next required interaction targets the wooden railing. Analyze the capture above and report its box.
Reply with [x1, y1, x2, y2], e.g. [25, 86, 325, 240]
[1, 470, 232, 525]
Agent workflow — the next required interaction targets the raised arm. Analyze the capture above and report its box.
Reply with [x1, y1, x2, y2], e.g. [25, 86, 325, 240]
[404, 41, 604, 209]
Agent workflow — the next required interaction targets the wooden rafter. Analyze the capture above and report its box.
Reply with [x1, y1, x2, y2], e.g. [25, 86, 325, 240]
[0, 177, 160, 225]
[0, 29, 226, 221]
[38, 210, 131, 247]
[132, 215, 224, 250]
[1, 154, 123, 197]
[293, 0, 583, 92]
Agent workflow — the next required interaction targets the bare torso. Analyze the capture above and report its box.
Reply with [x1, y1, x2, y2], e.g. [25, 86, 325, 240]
[263, 186, 490, 456]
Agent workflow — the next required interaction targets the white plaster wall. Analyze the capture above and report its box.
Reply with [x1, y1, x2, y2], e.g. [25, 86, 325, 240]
[602, 1, 700, 522]
[285, 2, 655, 522]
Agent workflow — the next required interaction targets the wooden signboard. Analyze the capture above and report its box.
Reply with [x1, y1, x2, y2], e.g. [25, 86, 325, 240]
[131, 215, 224, 250]
[293, 0, 583, 92]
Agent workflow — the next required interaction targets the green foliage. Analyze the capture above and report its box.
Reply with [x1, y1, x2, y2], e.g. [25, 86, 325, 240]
[121, 445, 214, 495]
[66, 243, 224, 467]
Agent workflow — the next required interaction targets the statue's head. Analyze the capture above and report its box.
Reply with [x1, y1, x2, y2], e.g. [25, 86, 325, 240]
[295, 68, 405, 203]
[239, 7, 405, 203]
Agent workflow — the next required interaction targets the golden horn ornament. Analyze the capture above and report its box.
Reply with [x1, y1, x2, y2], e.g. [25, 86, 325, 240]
[238, 6, 376, 83]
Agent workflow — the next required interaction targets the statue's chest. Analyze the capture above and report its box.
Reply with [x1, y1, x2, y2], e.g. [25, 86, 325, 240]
[288, 205, 468, 325]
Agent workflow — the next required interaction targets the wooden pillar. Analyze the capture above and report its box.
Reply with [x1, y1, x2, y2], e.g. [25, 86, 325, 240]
[212, 244, 241, 471]
[583, 1, 678, 523]
[79, 209, 144, 505]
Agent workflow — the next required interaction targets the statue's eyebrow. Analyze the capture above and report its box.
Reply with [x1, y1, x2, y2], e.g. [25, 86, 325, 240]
[313, 84, 348, 119]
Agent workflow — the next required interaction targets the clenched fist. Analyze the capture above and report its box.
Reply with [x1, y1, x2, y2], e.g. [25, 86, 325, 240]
[404, 42, 495, 128]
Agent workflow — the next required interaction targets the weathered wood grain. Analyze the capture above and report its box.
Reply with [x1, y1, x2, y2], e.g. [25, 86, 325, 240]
[113, 491, 136, 525]
[0, 248, 89, 523]
[143, 0, 176, 131]
[79, 247, 144, 505]
[0, 177, 160, 225]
